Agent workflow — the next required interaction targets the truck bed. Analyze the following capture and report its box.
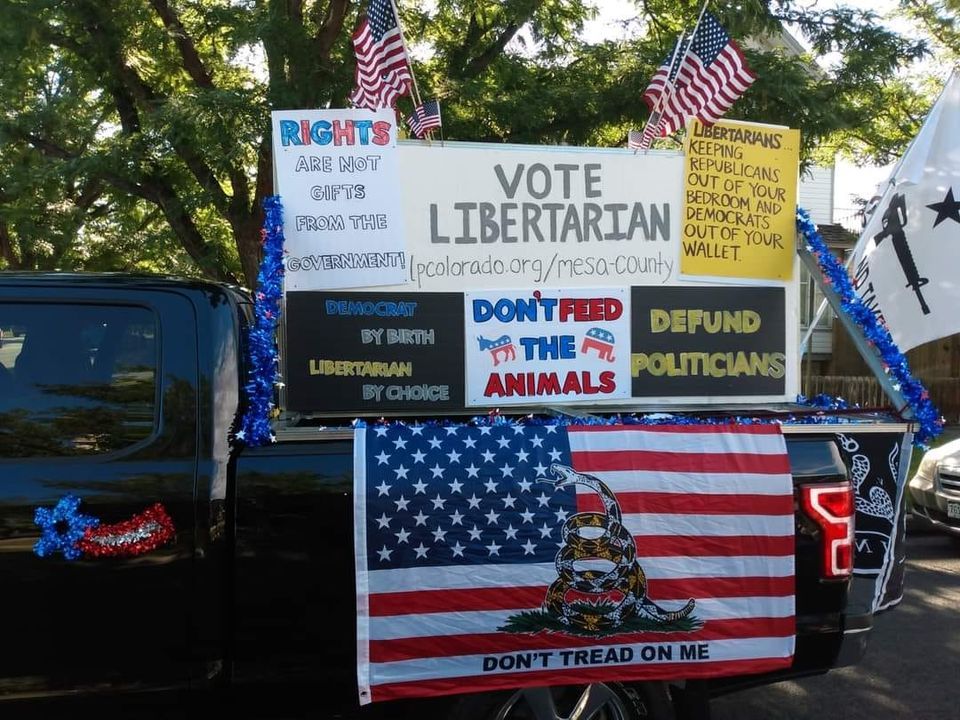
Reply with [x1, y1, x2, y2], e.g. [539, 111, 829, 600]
[231, 426, 873, 713]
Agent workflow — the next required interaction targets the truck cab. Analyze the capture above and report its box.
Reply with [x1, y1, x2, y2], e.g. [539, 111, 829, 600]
[0, 275, 239, 698]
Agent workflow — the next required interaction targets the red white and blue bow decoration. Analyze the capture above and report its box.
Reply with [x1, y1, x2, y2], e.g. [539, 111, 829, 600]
[34, 495, 175, 560]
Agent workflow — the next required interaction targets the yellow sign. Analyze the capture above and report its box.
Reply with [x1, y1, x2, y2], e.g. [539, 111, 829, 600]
[681, 119, 800, 281]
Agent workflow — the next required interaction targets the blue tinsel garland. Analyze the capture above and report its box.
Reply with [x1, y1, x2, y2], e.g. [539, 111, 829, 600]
[237, 196, 285, 446]
[350, 397, 892, 431]
[797, 207, 943, 446]
[234, 198, 939, 445]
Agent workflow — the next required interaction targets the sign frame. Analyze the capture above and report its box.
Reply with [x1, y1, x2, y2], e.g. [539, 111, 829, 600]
[276, 140, 801, 416]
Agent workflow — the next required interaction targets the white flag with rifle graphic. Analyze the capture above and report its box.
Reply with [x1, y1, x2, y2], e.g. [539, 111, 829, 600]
[851, 71, 960, 351]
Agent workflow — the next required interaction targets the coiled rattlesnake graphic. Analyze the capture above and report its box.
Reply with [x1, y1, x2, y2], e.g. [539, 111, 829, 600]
[837, 434, 894, 521]
[537, 463, 696, 633]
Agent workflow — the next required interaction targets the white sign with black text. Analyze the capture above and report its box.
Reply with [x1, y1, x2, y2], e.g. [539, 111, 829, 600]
[271, 108, 408, 290]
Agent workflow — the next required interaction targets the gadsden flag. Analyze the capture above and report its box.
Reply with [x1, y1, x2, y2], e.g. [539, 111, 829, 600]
[353, 423, 795, 703]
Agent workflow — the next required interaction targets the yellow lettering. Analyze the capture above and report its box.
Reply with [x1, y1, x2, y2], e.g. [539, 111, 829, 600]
[732, 351, 751, 376]
[687, 309, 703, 334]
[722, 311, 741, 333]
[648, 353, 668, 376]
[650, 309, 670, 333]
[769, 353, 786, 378]
[707, 352, 726, 377]
[632, 353, 649, 376]
[670, 309, 687, 333]
[749, 352, 770, 376]
[306, 360, 413, 377]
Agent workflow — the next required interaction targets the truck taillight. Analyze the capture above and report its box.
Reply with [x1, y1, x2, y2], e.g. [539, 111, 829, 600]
[800, 482, 854, 580]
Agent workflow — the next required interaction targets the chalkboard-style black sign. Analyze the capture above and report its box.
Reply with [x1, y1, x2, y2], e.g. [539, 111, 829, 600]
[285, 291, 465, 413]
[631, 286, 786, 397]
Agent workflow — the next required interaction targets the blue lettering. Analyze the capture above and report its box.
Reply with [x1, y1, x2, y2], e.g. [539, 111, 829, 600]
[493, 300, 515, 322]
[473, 299, 494, 323]
[539, 297, 558, 321]
[311, 120, 332, 145]
[325, 300, 418, 317]
[519, 337, 538, 360]
[355, 120, 373, 144]
[280, 120, 303, 146]
[514, 299, 538, 322]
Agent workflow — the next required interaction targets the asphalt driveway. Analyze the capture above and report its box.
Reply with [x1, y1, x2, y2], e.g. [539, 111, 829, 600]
[712, 529, 960, 720]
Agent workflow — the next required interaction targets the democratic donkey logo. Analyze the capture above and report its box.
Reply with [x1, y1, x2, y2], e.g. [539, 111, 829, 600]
[477, 335, 516, 366]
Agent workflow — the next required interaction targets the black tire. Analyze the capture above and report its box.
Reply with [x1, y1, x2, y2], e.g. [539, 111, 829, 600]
[450, 681, 676, 720]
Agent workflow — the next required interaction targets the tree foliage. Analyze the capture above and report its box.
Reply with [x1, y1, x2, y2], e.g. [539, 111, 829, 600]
[0, 0, 945, 284]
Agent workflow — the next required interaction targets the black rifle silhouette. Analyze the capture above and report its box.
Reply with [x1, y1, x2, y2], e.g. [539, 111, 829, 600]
[874, 193, 930, 315]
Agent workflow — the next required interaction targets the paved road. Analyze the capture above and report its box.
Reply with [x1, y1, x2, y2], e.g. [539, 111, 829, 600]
[712, 530, 960, 720]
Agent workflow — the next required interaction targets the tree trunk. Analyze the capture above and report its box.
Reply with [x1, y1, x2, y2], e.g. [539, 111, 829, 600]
[236, 213, 264, 290]
[0, 218, 21, 269]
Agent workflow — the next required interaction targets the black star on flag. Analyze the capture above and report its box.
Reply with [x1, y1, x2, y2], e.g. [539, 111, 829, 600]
[926, 187, 960, 228]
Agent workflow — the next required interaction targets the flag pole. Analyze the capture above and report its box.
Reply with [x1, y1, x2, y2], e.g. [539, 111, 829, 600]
[387, 0, 424, 107]
[800, 251, 857, 358]
[637, 0, 711, 153]
[387, 0, 433, 144]
[659, 0, 712, 124]
[636, 30, 686, 154]
[438, 103, 445, 147]
[797, 244, 912, 415]
[689, 0, 712, 42]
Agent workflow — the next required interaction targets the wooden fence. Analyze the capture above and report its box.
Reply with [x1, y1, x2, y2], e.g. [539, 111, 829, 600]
[803, 375, 960, 422]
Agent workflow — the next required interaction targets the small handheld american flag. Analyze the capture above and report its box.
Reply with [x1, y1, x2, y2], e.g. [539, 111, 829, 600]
[628, 125, 659, 151]
[406, 100, 442, 139]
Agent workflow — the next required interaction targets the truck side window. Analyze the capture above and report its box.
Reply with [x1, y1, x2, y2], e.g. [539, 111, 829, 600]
[0, 304, 158, 458]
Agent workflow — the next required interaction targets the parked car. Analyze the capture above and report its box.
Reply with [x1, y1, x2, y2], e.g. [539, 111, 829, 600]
[908, 437, 960, 536]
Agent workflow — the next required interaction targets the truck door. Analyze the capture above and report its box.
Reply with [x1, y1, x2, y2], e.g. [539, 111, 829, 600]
[0, 287, 199, 698]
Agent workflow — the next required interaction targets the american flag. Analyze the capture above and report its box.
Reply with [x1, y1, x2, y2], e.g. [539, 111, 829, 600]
[642, 13, 756, 137]
[354, 423, 796, 704]
[632, 111, 665, 151]
[629, 123, 662, 151]
[349, 0, 412, 110]
[406, 100, 442, 138]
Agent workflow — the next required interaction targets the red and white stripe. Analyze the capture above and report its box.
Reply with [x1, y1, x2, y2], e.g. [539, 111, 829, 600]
[357, 425, 794, 704]
[663, 44, 754, 133]
[349, 19, 412, 110]
[642, 42, 755, 136]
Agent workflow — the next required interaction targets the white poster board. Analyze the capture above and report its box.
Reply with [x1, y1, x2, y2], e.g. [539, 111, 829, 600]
[281, 140, 801, 408]
[377, 142, 683, 292]
[464, 288, 631, 406]
[271, 108, 407, 290]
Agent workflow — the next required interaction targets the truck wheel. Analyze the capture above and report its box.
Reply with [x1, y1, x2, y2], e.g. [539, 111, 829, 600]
[450, 681, 675, 720]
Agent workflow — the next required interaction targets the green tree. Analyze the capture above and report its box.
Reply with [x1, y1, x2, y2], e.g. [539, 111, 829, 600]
[0, 0, 938, 285]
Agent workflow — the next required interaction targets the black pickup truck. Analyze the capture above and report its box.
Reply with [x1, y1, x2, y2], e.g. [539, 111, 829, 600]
[0, 273, 877, 719]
